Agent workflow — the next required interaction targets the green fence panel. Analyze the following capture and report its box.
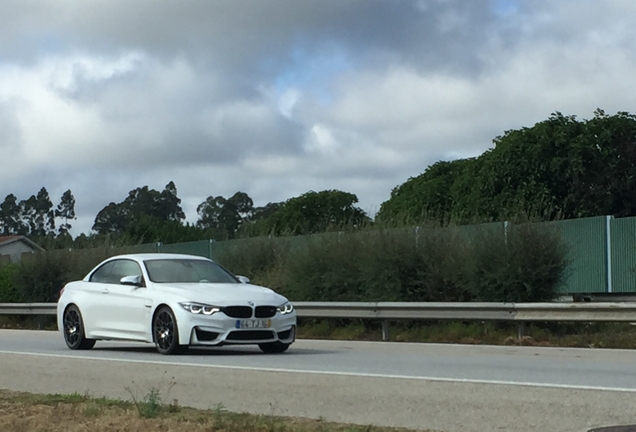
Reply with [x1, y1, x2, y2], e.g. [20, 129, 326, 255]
[208, 238, 243, 262]
[119, 243, 159, 254]
[44, 213, 632, 296]
[159, 239, 211, 258]
[610, 217, 636, 293]
[454, 221, 505, 244]
[550, 216, 608, 294]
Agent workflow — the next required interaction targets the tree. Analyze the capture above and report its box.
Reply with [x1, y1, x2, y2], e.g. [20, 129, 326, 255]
[92, 182, 186, 235]
[377, 158, 473, 225]
[19, 195, 37, 235]
[0, 194, 23, 235]
[378, 109, 636, 224]
[126, 214, 204, 244]
[251, 202, 281, 222]
[196, 191, 254, 239]
[56, 189, 76, 236]
[18, 188, 55, 237]
[93, 202, 128, 234]
[159, 181, 186, 221]
[263, 190, 370, 235]
[237, 201, 283, 237]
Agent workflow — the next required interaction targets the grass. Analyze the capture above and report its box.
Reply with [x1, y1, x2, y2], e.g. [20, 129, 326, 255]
[295, 318, 636, 349]
[0, 389, 429, 432]
[0, 315, 57, 330]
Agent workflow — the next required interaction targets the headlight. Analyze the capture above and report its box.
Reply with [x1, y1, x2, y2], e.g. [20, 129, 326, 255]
[179, 302, 221, 315]
[277, 302, 294, 315]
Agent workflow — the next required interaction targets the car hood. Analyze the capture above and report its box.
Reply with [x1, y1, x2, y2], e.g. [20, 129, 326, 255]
[152, 282, 288, 306]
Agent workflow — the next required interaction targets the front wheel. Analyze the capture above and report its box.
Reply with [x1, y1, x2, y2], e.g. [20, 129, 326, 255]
[63, 305, 96, 350]
[259, 341, 291, 354]
[153, 306, 187, 355]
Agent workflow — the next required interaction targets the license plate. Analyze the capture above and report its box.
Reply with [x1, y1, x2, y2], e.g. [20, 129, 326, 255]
[235, 319, 271, 329]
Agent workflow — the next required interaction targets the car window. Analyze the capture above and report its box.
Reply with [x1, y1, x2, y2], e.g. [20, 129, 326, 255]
[144, 259, 238, 284]
[89, 261, 116, 283]
[90, 259, 142, 284]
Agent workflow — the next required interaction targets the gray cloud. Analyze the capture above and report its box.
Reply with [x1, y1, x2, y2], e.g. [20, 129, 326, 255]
[1, 1, 502, 76]
[1, 0, 636, 235]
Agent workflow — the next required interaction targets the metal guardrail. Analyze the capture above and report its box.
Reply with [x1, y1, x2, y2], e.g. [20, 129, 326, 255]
[0, 303, 57, 316]
[2, 301, 636, 340]
[294, 302, 518, 321]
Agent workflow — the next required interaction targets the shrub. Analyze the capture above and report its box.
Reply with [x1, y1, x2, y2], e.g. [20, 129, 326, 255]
[212, 236, 290, 289]
[11, 245, 132, 303]
[0, 263, 20, 302]
[281, 233, 366, 301]
[13, 253, 70, 302]
[276, 223, 567, 303]
[358, 226, 474, 302]
[3, 220, 569, 304]
[470, 222, 568, 302]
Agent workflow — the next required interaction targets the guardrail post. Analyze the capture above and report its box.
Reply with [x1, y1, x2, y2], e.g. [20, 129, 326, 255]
[517, 322, 526, 339]
[381, 320, 390, 341]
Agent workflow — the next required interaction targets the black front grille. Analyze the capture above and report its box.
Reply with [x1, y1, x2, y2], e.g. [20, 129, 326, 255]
[255, 306, 277, 318]
[222, 306, 253, 318]
[195, 328, 219, 341]
[226, 330, 275, 341]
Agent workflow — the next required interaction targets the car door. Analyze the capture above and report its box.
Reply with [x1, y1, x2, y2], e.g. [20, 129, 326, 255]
[87, 259, 150, 341]
[84, 260, 117, 336]
[103, 259, 151, 341]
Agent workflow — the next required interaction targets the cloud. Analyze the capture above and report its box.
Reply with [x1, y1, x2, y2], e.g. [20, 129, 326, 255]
[1, 0, 636, 235]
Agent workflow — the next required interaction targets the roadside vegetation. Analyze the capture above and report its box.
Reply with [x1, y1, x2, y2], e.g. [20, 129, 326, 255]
[218, 219, 567, 304]
[0, 219, 568, 305]
[3, 315, 636, 350]
[296, 319, 636, 349]
[0, 389, 426, 432]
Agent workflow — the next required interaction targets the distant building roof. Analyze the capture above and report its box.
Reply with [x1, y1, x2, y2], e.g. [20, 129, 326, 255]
[0, 235, 45, 251]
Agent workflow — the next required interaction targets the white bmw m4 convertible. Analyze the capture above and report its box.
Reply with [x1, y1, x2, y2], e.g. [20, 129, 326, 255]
[57, 253, 296, 354]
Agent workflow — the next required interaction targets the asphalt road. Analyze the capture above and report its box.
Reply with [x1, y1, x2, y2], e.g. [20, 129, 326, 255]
[1, 329, 636, 431]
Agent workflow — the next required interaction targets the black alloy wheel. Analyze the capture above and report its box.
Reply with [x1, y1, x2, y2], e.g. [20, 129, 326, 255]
[63, 305, 96, 350]
[153, 306, 186, 355]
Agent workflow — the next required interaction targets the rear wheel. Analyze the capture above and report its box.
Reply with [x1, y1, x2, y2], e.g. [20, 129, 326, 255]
[153, 306, 187, 355]
[259, 341, 290, 354]
[63, 305, 95, 350]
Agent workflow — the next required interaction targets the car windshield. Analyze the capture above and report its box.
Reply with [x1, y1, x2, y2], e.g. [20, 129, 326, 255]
[144, 259, 239, 284]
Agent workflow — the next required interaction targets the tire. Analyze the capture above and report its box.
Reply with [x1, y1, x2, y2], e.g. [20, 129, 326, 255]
[63, 305, 96, 350]
[258, 341, 291, 354]
[153, 306, 187, 355]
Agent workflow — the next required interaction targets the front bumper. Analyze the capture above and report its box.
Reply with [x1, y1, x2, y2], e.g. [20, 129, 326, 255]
[178, 311, 297, 346]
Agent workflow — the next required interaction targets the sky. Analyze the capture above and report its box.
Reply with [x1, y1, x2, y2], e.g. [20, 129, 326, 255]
[1, 0, 636, 236]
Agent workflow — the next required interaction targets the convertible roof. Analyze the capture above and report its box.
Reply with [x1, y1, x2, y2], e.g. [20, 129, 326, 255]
[112, 253, 212, 261]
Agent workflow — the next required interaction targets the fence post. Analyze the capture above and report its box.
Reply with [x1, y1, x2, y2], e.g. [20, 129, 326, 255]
[504, 221, 509, 245]
[415, 226, 420, 248]
[606, 215, 613, 293]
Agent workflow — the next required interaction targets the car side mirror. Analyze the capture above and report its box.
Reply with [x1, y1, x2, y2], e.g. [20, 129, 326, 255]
[120, 275, 144, 287]
[236, 275, 250, 284]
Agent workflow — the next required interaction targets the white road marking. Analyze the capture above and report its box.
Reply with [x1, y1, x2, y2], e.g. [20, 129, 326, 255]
[1, 349, 635, 393]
